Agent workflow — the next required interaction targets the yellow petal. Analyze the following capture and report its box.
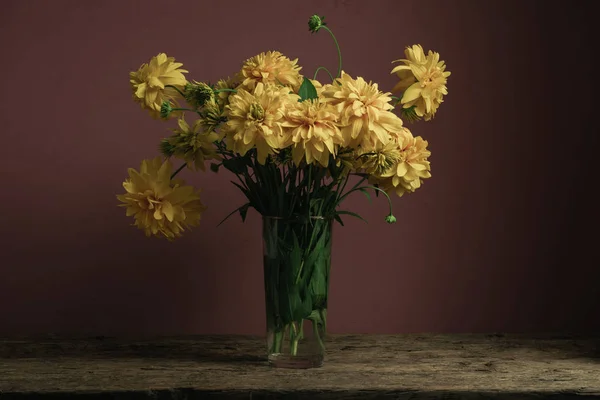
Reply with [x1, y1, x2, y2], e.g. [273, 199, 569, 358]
[162, 201, 175, 222]
[397, 161, 408, 177]
[401, 83, 422, 103]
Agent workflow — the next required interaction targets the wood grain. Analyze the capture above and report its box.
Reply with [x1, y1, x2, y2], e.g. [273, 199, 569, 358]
[1, 334, 599, 399]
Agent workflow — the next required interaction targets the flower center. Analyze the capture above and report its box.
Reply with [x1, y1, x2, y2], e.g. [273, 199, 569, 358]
[249, 103, 265, 120]
[420, 69, 443, 88]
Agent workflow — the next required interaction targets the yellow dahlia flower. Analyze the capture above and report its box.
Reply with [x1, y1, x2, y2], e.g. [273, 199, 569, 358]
[373, 128, 431, 197]
[310, 79, 327, 97]
[117, 157, 206, 240]
[237, 51, 302, 91]
[391, 45, 450, 121]
[166, 117, 220, 171]
[282, 99, 343, 167]
[130, 53, 188, 119]
[390, 45, 427, 93]
[214, 76, 239, 108]
[355, 140, 402, 176]
[200, 98, 227, 131]
[322, 72, 404, 149]
[224, 82, 299, 164]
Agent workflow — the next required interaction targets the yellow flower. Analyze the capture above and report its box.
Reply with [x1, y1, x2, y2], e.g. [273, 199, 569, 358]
[224, 82, 299, 164]
[237, 51, 302, 91]
[130, 53, 188, 119]
[322, 72, 404, 149]
[372, 128, 432, 197]
[355, 140, 402, 176]
[200, 97, 227, 130]
[310, 78, 328, 97]
[214, 76, 239, 108]
[166, 117, 220, 171]
[282, 99, 343, 167]
[390, 45, 427, 93]
[117, 157, 206, 240]
[391, 45, 450, 121]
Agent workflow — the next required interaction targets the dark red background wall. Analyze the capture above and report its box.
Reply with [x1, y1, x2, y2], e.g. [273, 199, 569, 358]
[1, 0, 597, 335]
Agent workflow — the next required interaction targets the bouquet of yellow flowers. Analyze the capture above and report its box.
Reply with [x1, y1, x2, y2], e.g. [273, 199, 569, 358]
[117, 14, 450, 368]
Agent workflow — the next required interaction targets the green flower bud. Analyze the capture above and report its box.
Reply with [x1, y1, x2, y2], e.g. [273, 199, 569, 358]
[158, 138, 176, 157]
[209, 162, 220, 173]
[308, 15, 326, 33]
[385, 214, 397, 224]
[160, 101, 173, 119]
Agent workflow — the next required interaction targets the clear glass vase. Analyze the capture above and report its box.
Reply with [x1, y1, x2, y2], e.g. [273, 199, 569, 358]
[262, 215, 333, 369]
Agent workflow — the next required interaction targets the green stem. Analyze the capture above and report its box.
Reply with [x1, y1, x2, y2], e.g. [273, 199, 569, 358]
[341, 185, 394, 217]
[337, 176, 367, 204]
[213, 88, 237, 94]
[290, 322, 299, 356]
[313, 66, 335, 82]
[295, 261, 305, 285]
[298, 319, 305, 340]
[321, 26, 342, 78]
[273, 330, 283, 353]
[312, 318, 325, 353]
[319, 309, 327, 332]
[170, 162, 187, 179]
[171, 107, 195, 113]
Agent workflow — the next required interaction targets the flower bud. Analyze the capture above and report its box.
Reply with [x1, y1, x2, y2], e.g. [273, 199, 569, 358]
[160, 101, 173, 119]
[308, 15, 326, 33]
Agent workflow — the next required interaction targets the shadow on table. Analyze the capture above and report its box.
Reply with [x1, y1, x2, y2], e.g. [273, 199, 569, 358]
[0, 335, 268, 365]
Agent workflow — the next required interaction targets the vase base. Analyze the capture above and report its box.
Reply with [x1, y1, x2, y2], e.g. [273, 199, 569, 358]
[268, 353, 323, 369]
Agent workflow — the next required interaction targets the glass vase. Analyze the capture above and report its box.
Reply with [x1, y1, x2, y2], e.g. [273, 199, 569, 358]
[262, 215, 333, 369]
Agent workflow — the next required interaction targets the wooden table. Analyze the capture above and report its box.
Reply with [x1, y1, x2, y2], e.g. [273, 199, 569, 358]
[1, 334, 599, 399]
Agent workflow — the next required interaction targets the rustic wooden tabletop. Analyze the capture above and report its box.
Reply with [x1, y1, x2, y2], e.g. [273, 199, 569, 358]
[0, 333, 599, 399]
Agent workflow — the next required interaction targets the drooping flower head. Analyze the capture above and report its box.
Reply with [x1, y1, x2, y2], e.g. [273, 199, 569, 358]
[161, 117, 221, 171]
[130, 53, 188, 119]
[322, 72, 404, 149]
[237, 51, 303, 91]
[184, 81, 215, 109]
[308, 15, 326, 33]
[117, 157, 206, 240]
[371, 128, 432, 197]
[224, 82, 300, 164]
[391, 44, 451, 121]
[282, 99, 343, 167]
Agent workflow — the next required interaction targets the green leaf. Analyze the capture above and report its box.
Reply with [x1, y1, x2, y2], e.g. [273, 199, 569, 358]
[309, 265, 328, 309]
[336, 210, 368, 223]
[222, 157, 247, 174]
[217, 202, 250, 226]
[298, 77, 318, 102]
[358, 188, 372, 203]
[239, 203, 250, 222]
[334, 214, 344, 226]
[290, 232, 303, 281]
